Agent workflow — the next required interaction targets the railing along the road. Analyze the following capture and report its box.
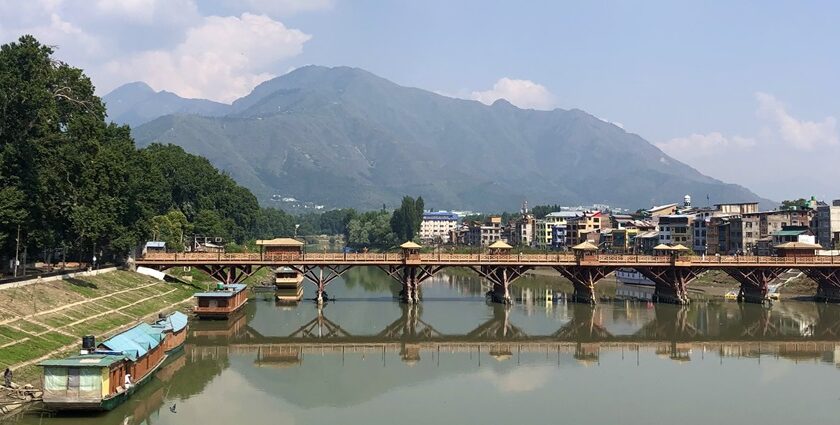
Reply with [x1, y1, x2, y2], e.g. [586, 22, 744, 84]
[139, 252, 840, 265]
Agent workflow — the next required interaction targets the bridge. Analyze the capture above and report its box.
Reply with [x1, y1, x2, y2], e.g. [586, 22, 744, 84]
[135, 250, 840, 304]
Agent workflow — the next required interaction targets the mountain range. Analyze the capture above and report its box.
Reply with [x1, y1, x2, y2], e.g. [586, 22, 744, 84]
[105, 65, 772, 211]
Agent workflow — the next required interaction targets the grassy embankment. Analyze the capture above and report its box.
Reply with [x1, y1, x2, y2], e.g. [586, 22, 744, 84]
[0, 270, 199, 384]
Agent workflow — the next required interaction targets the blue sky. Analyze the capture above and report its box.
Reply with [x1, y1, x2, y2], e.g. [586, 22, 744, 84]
[1, 0, 838, 201]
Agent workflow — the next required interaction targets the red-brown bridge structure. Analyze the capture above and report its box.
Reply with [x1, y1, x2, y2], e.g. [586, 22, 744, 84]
[135, 243, 840, 305]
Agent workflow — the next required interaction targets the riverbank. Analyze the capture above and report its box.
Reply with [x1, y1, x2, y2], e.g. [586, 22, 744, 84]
[0, 269, 198, 387]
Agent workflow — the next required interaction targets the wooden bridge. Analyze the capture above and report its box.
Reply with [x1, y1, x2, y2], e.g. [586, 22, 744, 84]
[135, 250, 840, 304]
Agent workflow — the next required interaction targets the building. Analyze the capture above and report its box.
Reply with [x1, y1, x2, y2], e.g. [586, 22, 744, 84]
[191, 235, 224, 253]
[657, 215, 694, 247]
[466, 216, 503, 246]
[419, 211, 460, 244]
[714, 202, 759, 215]
[648, 203, 679, 217]
[708, 209, 813, 255]
[544, 211, 583, 249]
[816, 200, 840, 249]
[566, 211, 608, 246]
[510, 203, 535, 247]
[635, 231, 660, 255]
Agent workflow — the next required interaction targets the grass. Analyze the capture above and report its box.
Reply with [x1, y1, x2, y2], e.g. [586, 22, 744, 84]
[0, 270, 199, 379]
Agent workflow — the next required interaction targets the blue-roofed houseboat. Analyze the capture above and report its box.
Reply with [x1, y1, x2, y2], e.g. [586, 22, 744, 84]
[39, 311, 188, 411]
[193, 283, 249, 319]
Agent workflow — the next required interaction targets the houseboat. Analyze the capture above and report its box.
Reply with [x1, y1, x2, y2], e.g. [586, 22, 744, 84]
[194, 283, 249, 319]
[274, 266, 304, 303]
[39, 311, 188, 411]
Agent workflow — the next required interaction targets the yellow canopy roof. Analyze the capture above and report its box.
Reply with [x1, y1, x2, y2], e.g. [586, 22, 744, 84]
[653, 244, 673, 251]
[774, 241, 822, 249]
[488, 240, 513, 249]
[256, 238, 304, 246]
[670, 244, 691, 251]
[571, 241, 599, 251]
[400, 241, 422, 249]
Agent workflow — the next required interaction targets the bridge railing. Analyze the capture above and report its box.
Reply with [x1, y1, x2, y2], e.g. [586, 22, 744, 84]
[139, 252, 840, 265]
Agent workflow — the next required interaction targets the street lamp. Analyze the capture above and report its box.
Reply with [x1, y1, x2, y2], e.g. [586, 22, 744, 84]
[294, 224, 300, 239]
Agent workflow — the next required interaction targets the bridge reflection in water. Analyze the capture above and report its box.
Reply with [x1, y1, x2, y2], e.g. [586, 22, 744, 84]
[186, 300, 840, 367]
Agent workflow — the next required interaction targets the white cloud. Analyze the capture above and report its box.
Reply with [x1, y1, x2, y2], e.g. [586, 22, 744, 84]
[104, 13, 311, 102]
[471, 77, 557, 110]
[755, 91, 838, 150]
[477, 366, 552, 394]
[656, 132, 755, 159]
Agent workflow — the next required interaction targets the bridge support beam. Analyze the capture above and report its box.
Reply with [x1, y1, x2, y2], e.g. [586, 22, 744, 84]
[554, 266, 615, 304]
[635, 267, 698, 304]
[293, 265, 353, 304]
[803, 268, 840, 302]
[196, 264, 261, 284]
[470, 265, 532, 304]
[379, 265, 445, 303]
[723, 267, 785, 303]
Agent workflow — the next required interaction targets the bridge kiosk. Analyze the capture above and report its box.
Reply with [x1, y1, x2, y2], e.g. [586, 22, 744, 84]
[487, 240, 513, 256]
[571, 242, 599, 263]
[774, 241, 820, 258]
[257, 238, 305, 302]
[400, 241, 422, 264]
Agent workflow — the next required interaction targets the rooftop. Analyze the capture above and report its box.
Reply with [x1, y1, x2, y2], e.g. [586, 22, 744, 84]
[256, 238, 304, 247]
[194, 283, 248, 298]
[40, 354, 126, 368]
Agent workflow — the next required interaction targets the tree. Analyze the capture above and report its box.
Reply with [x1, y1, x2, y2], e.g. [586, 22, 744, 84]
[390, 196, 424, 241]
[150, 210, 191, 252]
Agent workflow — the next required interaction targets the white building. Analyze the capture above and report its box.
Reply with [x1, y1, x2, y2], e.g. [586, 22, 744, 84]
[420, 211, 460, 243]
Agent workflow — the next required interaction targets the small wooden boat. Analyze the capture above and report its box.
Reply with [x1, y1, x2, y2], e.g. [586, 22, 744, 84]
[39, 311, 189, 411]
[194, 283, 249, 319]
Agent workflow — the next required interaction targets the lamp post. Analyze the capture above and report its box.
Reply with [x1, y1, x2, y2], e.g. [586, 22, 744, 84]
[294, 224, 300, 239]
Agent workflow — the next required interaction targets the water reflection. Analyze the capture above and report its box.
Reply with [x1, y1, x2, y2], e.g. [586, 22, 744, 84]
[16, 270, 840, 425]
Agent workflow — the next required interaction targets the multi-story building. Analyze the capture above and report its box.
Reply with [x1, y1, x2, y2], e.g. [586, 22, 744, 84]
[708, 209, 814, 255]
[566, 211, 608, 246]
[510, 203, 535, 247]
[817, 200, 840, 249]
[419, 211, 460, 244]
[466, 216, 503, 246]
[657, 215, 694, 247]
[543, 211, 582, 249]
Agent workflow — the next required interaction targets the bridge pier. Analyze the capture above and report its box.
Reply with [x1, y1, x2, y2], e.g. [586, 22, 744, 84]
[635, 267, 698, 304]
[379, 265, 445, 303]
[470, 265, 532, 304]
[723, 267, 785, 303]
[803, 268, 840, 302]
[293, 265, 353, 304]
[195, 264, 262, 284]
[554, 266, 614, 304]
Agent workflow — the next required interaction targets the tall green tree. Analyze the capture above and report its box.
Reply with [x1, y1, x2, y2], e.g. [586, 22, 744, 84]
[390, 196, 424, 241]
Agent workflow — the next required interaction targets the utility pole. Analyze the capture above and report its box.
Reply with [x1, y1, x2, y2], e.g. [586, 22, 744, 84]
[13, 224, 20, 278]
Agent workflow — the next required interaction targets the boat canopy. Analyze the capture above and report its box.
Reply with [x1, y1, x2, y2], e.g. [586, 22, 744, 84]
[153, 311, 188, 333]
[98, 323, 164, 361]
[194, 283, 247, 298]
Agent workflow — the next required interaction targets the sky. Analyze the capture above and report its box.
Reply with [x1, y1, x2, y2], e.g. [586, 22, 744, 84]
[1, 0, 839, 202]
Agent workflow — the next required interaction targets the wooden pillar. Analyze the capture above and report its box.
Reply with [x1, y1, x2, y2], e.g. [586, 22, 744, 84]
[554, 266, 614, 304]
[803, 268, 840, 302]
[635, 267, 698, 304]
[471, 265, 532, 304]
[723, 267, 785, 303]
[378, 265, 445, 304]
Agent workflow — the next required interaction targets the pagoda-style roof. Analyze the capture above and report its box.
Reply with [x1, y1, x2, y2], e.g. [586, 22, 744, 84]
[774, 241, 822, 250]
[571, 241, 599, 251]
[256, 238, 304, 246]
[653, 244, 674, 251]
[670, 244, 691, 251]
[488, 241, 513, 249]
[400, 241, 422, 249]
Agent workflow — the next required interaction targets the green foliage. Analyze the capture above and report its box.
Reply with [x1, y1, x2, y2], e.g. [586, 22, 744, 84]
[0, 36, 267, 262]
[531, 204, 563, 219]
[347, 210, 396, 249]
[389, 196, 423, 241]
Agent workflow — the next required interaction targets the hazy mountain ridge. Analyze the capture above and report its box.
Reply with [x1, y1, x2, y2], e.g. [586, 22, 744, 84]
[104, 82, 230, 127]
[119, 65, 772, 211]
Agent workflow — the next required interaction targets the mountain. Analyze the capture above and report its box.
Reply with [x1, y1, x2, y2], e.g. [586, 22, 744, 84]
[103, 82, 230, 127]
[126, 66, 772, 211]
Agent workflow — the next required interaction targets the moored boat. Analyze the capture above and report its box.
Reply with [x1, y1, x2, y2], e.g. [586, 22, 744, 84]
[39, 311, 188, 411]
[274, 266, 304, 303]
[193, 283, 249, 319]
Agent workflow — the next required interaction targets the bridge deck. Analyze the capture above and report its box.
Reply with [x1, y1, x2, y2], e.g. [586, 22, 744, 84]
[137, 252, 840, 268]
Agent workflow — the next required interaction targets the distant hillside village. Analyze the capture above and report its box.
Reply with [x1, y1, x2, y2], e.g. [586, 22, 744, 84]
[419, 196, 840, 256]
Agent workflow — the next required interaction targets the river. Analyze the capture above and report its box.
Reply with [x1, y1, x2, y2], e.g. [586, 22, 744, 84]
[14, 267, 840, 424]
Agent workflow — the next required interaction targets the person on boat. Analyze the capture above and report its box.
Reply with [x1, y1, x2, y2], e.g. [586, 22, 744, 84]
[3, 367, 11, 387]
[124, 374, 132, 389]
